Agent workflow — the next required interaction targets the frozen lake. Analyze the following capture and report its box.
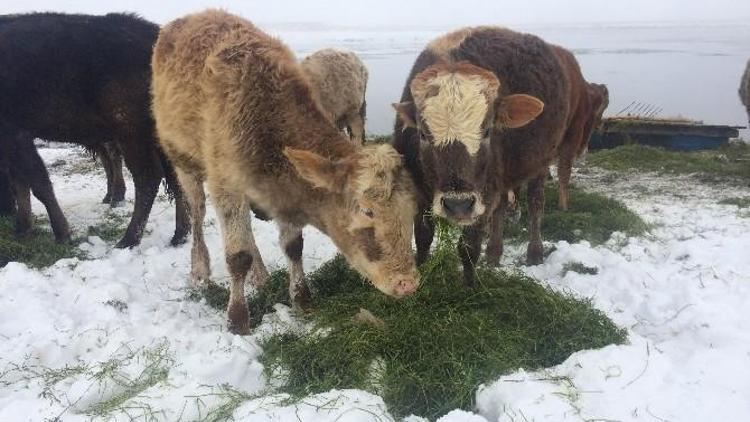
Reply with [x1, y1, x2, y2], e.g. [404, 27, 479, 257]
[268, 22, 750, 137]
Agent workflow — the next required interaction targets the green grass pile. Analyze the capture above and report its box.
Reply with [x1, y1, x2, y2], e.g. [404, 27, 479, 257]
[505, 183, 648, 245]
[586, 143, 750, 182]
[194, 224, 627, 419]
[0, 215, 82, 268]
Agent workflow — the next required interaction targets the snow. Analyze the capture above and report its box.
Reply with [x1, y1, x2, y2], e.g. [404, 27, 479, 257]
[2, 144, 750, 420]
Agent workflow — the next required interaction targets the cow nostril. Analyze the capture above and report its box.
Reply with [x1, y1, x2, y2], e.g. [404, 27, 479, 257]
[442, 196, 475, 216]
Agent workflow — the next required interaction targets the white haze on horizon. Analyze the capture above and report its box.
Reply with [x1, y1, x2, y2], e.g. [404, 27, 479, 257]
[2, 0, 750, 27]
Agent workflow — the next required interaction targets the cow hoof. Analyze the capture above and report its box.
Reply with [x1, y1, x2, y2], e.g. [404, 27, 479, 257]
[55, 233, 73, 245]
[227, 302, 251, 335]
[485, 255, 500, 267]
[115, 237, 139, 249]
[170, 233, 189, 247]
[526, 242, 544, 266]
[102, 193, 112, 204]
[14, 226, 32, 239]
[291, 283, 313, 312]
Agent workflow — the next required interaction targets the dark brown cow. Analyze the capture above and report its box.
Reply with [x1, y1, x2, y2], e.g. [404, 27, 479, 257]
[0, 13, 188, 248]
[392, 26, 570, 284]
[553, 46, 609, 210]
[741, 59, 750, 122]
[152, 10, 420, 334]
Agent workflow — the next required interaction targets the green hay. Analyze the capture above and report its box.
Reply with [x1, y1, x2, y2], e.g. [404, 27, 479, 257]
[561, 262, 599, 276]
[191, 224, 626, 419]
[505, 184, 648, 245]
[719, 197, 750, 209]
[0, 216, 82, 268]
[87, 211, 128, 242]
[586, 143, 750, 183]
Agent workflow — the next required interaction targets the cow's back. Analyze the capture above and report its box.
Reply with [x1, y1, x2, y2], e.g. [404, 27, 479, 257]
[0, 13, 158, 143]
[152, 9, 331, 180]
[300, 49, 368, 121]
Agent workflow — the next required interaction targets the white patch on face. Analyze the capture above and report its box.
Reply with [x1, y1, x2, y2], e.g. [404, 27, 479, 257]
[415, 73, 492, 156]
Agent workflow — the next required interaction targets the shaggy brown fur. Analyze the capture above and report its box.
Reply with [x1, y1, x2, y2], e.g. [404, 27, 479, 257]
[393, 26, 571, 284]
[152, 10, 419, 334]
[552, 46, 609, 210]
[741, 59, 750, 123]
[300, 48, 368, 143]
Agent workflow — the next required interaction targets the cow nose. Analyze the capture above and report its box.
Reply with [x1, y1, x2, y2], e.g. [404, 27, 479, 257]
[441, 196, 476, 217]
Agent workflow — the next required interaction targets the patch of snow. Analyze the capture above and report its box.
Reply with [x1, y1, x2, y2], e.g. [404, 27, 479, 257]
[2, 146, 750, 420]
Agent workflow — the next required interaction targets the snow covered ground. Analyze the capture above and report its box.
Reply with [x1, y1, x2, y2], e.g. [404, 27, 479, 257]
[1, 145, 750, 421]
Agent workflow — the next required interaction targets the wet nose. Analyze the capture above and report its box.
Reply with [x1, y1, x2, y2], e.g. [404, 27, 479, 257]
[442, 196, 476, 217]
[391, 276, 419, 298]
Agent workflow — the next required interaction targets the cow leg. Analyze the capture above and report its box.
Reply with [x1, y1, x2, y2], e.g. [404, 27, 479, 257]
[526, 174, 546, 265]
[458, 224, 484, 288]
[11, 178, 32, 238]
[247, 231, 269, 289]
[211, 186, 258, 334]
[165, 163, 190, 247]
[100, 145, 114, 205]
[485, 196, 507, 267]
[116, 141, 162, 248]
[100, 143, 126, 206]
[415, 209, 435, 266]
[348, 110, 365, 145]
[557, 155, 572, 211]
[12, 140, 71, 243]
[558, 118, 586, 211]
[279, 222, 311, 310]
[0, 167, 15, 216]
[175, 168, 209, 285]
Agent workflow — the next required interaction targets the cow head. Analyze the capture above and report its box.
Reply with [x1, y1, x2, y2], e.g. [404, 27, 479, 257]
[587, 83, 609, 128]
[284, 144, 419, 298]
[393, 61, 544, 225]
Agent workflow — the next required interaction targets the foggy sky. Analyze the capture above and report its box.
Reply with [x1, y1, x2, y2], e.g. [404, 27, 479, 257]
[3, 0, 750, 27]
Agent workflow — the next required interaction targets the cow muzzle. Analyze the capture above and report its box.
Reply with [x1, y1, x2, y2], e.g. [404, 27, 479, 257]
[433, 191, 486, 225]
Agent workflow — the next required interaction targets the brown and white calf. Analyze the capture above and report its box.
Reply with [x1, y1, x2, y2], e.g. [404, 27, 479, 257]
[301, 48, 368, 143]
[392, 26, 571, 285]
[741, 58, 750, 123]
[553, 46, 609, 210]
[152, 10, 419, 334]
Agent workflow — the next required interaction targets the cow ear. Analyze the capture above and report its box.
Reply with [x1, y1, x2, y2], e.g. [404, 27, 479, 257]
[283, 147, 353, 192]
[496, 94, 544, 129]
[392, 102, 417, 129]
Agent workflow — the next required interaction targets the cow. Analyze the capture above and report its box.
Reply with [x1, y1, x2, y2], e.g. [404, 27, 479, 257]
[392, 26, 570, 285]
[0, 13, 188, 248]
[151, 10, 420, 334]
[741, 58, 750, 123]
[552, 46, 609, 210]
[300, 48, 369, 143]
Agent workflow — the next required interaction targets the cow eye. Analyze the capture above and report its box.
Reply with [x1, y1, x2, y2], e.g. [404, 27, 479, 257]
[483, 128, 492, 139]
[361, 207, 374, 218]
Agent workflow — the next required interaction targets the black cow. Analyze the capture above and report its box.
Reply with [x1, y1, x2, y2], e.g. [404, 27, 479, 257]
[0, 13, 187, 247]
